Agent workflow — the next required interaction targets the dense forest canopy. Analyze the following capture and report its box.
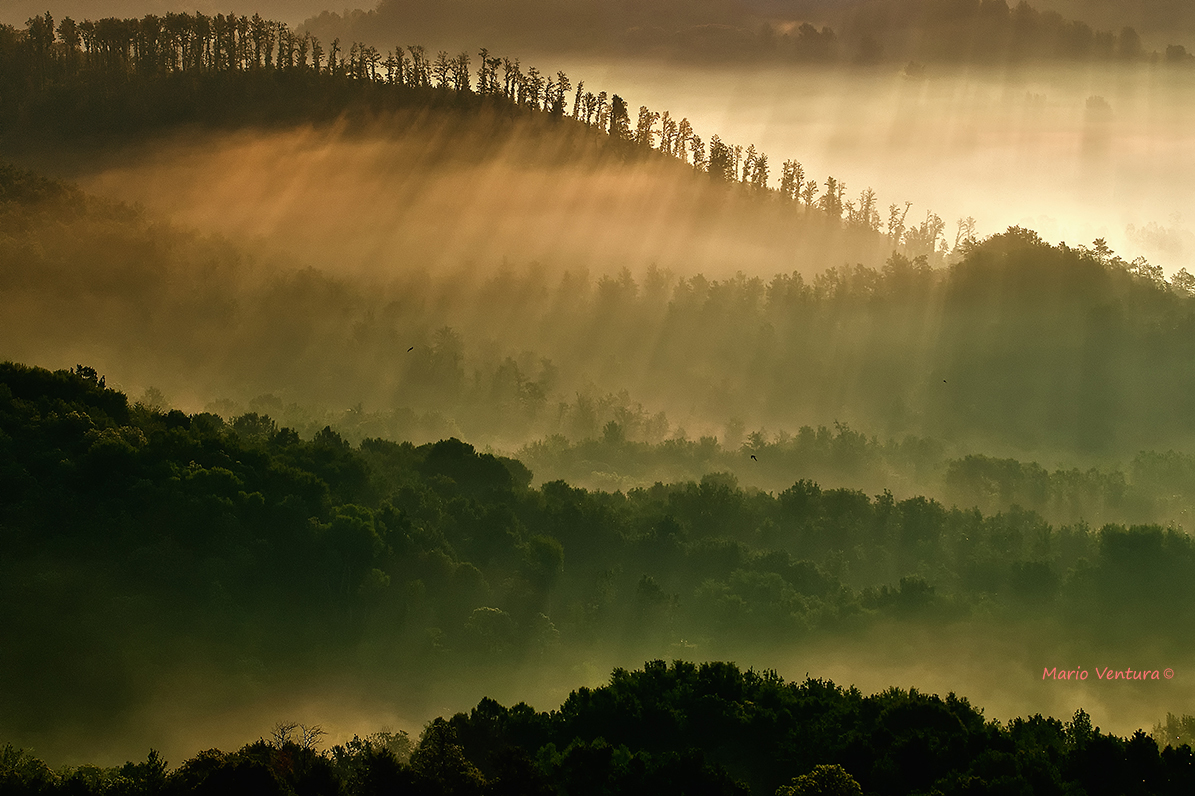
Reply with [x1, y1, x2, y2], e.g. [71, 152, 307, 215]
[4, 2, 1195, 785]
[3, 361, 1195, 763]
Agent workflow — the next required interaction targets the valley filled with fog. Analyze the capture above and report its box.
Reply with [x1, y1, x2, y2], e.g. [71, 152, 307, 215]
[3, 3, 1195, 791]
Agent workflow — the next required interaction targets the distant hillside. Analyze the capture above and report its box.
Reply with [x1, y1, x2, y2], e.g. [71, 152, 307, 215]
[1035, 0, 1195, 41]
[0, 8, 898, 261]
[303, 0, 1192, 64]
[4, 157, 1194, 458]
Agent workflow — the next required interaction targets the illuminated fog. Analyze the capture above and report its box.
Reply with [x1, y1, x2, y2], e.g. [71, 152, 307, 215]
[503, 56, 1195, 275]
[4, 0, 1195, 774]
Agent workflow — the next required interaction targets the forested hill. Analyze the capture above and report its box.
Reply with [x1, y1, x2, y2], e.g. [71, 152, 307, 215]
[0, 8, 839, 204]
[4, 360, 1195, 757]
[3, 660, 1195, 795]
[303, 0, 1194, 66]
[5, 157, 1195, 460]
[0, 9, 920, 279]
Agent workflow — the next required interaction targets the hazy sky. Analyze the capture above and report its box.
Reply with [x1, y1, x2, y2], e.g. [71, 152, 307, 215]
[527, 55, 1195, 275]
[0, 1, 331, 26]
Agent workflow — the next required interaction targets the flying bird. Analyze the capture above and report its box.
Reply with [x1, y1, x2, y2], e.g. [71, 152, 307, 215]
[408, 346, 414, 352]
[750, 454, 757, 461]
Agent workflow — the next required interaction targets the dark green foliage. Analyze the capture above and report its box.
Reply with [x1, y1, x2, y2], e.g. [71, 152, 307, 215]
[3, 361, 1195, 760]
[8, 658, 1162, 796]
[420, 438, 514, 497]
[2, 356, 1195, 702]
[104, 660, 1182, 796]
[3, 8, 1194, 793]
[167, 741, 339, 796]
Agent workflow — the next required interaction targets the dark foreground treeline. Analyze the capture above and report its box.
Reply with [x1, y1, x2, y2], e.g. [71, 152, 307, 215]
[4, 360, 1195, 737]
[4, 661, 1195, 796]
